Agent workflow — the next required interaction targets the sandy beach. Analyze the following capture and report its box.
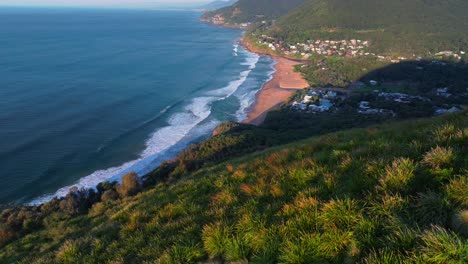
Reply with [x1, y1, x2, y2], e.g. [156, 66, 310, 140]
[243, 56, 309, 125]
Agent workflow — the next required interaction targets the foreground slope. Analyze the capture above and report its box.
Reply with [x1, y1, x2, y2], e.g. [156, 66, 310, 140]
[1, 112, 467, 263]
[271, 0, 468, 55]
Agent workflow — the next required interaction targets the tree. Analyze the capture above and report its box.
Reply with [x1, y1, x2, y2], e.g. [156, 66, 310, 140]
[117, 172, 141, 198]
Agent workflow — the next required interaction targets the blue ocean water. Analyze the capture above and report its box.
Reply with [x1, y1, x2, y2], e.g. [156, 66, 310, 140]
[0, 8, 274, 204]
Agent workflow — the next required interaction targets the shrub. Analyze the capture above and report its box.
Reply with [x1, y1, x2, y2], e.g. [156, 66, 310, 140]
[451, 210, 468, 237]
[378, 158, 416, 193]
[224, 235, 250, 262]
[0, 227, 15, 247]
[362, 249, 405, 264]
[279, 234, 324, 264]
[117, 172, 141, 198]
[55, 240, 82, 263]
[319, 198, 363, 231]
[385, 225, 419, 252]
[202, 223, 230, 258]
[159, 241, 205, 263]
[445, 176, 468, 207]
[59, 195, 80, 215]
[413, 192, 449, 227]
[419, 226, 468, 263]
[101, 189, 119, 202]
[423, 146, 454, 169]
[89, 202, 107, 217]
[433, 124, 456, 143]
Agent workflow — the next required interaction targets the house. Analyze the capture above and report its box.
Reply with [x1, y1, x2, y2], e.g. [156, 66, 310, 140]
[324, 91, 337, 98]
[435, 106, 462, 115]
[359, 101, 370, 109]
[303, 95, 313, 103]
[319, 99, 333, 111]
[437, 87, 451, 98]
[359, 108, 380, 114]
[435, 51, 454, 56]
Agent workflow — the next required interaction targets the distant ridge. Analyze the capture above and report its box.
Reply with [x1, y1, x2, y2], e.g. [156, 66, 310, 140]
[200, 0, 237, 10]
[203, 0, 304, 23]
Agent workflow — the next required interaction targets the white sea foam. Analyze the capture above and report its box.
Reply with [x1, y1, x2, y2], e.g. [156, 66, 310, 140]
[233, 44, 239, 56]
[28, 45, 261, 205]
[235, 58, 276, 121]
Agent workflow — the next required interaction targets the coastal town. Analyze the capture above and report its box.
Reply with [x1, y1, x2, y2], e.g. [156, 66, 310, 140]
[202, 12, 466, 62]
[255, 34, 466, 62]
[257, 35, 373, 59]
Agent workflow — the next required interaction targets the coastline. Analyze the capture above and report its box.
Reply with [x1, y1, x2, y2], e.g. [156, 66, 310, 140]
[240, 38, 309, 125]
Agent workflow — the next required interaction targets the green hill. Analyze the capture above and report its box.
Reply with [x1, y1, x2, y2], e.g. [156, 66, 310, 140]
[1, 112, 467, 263]
[203, 0, 304, 24]
[270, 0, 468, 55]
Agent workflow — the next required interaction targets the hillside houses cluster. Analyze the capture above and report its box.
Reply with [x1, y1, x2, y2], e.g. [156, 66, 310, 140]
[256, 34, 466, 62]
[209, 14, 225, 25]
[377, 92, 430, 104]
[292, 39, 372, 58]
[258, 35, 372, 58]
[357, 91, 430, 116]
[357, 101, 396, 116]
[291, 89, 344, 112]
[435, 51, 465, 61]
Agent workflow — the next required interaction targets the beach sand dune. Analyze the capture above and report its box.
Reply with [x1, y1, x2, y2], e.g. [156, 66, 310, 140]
[244, 56, 309, 125]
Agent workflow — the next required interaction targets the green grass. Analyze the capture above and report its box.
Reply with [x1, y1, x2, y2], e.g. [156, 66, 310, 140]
[0, 112, 467, 263]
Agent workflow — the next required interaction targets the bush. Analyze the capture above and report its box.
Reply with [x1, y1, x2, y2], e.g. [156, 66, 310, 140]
[445, 176, 468, 207]
[59, 195, 80, 215]
[451, 210, 468, 237]
[378, 158, 416, 193]
[423, 146, 454, 169]
[101, 189, 118, 202]
[362, 249, 405, 264]
[279, 234, 323, 264]
[413, 192, 449, 227]
[419, 226, 468, 263]
[202, 223, 230, 258]
[319, 198, 362, 231]
[55, 240, 82, 263]
[0, 227, 15, 247]
[116, 172, 141, 198]
[224, 235, 250, 262]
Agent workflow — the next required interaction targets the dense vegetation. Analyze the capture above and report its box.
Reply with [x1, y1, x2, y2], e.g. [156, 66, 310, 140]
[1, 111, 467, 263]
[298, 57, 468, 93]
[271, 0, 468, 56]
[203, 0, 304, 23]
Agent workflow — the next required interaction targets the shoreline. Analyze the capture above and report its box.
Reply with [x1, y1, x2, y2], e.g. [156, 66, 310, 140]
[240, 38, 309, 125]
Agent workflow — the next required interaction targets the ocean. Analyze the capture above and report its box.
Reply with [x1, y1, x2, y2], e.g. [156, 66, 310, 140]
[0, 7, 274, 205]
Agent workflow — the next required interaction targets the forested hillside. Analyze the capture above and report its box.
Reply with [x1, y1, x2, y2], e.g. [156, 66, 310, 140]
[271, 0, 468, 55]
[203, 0, 304, 23]
[1, 112, 467, 263]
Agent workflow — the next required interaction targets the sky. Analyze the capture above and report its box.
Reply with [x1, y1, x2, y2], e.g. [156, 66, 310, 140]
[0, 0, 212, 8]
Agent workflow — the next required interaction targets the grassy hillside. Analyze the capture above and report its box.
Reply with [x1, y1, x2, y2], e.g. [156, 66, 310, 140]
[1, 112, 467, 263]
[203, 0, 304, 23]
[269, 0, 468, 55]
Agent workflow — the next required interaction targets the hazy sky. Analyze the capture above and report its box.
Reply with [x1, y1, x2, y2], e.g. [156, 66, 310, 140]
[0, 0, 210, 7]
